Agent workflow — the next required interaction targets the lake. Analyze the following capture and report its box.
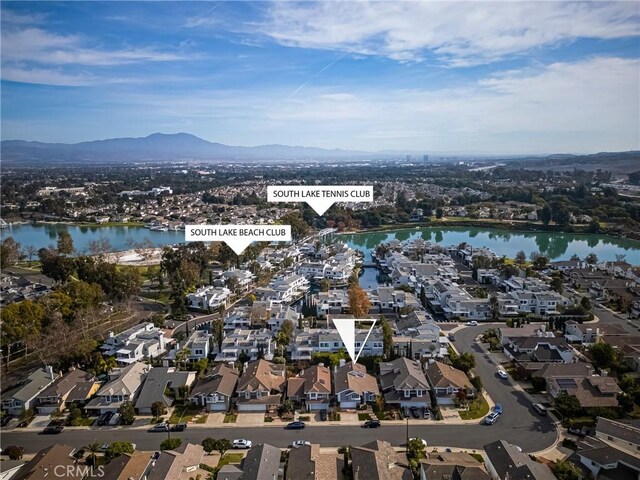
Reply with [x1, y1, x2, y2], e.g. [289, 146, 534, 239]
[2, 223, 639, 265]
[340, 226, 640, 265]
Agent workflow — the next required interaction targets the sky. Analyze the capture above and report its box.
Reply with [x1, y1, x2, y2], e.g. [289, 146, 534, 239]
[1, 1, 639, 154]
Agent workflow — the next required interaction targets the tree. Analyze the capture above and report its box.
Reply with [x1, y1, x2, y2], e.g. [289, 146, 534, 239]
[407, 438, 426, 460]
[0, 237, 21, 268]
[202, 437, 216, 454]
[151, 401, 167, 418]
[106, 441, 135, 460]
[215, 438, 232, 456]
[470, 375, 483, 393]
[538, 205, 552, 225]
[3, 445, 24, 460]
[319, 278, 331, 292]
[161, 438, 182, 451]
[590, 342, 616, 370]
[118, 400, 136, 425]
[531, 376, 546, 392]
[580, 296, 592, 311]
[435, 207, 444, 219]
[150, 313, 166, 328]
[515, 250, 526, 264]
[24, 245, 37, 264]
[585, 252, 598, 265]
[348, 284, 371, 318]
[280, 212, 310, 240]
[452, 352, 475, 373]
[380, 315, 393, 359]
[85, 441, 103, 466]
[57, 231, 74, 256]
[550, 276, 563, 294]
[552, 460, 582, 480]
[554, 392, 581, 418]
[68, 403, 83, 426]
[534, 256, 548, 269]
[174, 348, 192, 371]
[212, 320, 224, 352]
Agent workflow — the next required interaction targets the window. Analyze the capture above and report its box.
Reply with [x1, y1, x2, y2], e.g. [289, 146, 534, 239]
[417, 390, 423, 397]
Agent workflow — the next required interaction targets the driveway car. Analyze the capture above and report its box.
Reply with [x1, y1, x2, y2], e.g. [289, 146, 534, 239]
[410, 406, 420, 418]
[319, 410, 327, 421]
[291, 440, 311, 448]
[232, 439, 252, 449]
[363, 419, 381, 428]
[285, 421, 306, 430]
[485, 412, 500, 425]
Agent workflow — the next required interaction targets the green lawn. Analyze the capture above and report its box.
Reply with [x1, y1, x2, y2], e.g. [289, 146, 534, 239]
[169, 405, 204, 424]
[223, 413, 237, 423]
[140, 290, 171, 304]
[70, 417, 96, 427]
[459, 396, 490, 420]
[216, 453, 244, 471]
[357, 413, 370, 421]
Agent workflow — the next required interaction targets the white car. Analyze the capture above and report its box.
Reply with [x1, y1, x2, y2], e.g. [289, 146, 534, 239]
[497, 369, 508, 379]
[409, 438, 427, 448]
[466, 321, 478, 326]
[232, 439, 252, 449]
[291, 440, 311, 448]
[485, 412, 500, 425]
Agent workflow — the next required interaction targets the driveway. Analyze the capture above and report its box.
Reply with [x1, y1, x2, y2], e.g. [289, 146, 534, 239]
[236, 412, 265, 426]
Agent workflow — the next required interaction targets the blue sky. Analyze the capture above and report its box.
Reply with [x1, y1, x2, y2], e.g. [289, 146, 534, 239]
[1, 1, 639, 154]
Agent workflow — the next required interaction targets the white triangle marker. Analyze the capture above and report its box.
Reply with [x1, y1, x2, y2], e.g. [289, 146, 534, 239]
[332, 319, 377, 363]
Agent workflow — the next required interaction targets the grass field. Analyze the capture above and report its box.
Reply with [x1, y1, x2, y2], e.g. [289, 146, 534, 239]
[459, 396, 490, 420]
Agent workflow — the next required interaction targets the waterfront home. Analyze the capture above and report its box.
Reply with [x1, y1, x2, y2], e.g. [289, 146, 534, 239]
[1, 366, 60, 415]
[235, 359, 286, 412]
[85, 362, 149, 414]
[286, 364, 332, 411]
[189, 364, 239, 412]
[379, 357, 431, 408]
[333, 361, 380, 409]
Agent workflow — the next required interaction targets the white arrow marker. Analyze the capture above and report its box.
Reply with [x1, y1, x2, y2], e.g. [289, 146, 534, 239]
[332, 318, 377, 364]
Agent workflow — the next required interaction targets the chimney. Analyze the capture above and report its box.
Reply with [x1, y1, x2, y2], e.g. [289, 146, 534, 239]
[46, 365, 54, 380]
[339, 358, 346, 367]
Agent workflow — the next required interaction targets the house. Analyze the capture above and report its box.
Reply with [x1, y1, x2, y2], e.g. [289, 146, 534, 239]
[215, 328, 274, 363]
[425, 361, 474, 405]
[1, 366, 59, 415]
[239, 443, 282, 480]
[35, 368, 100, 415]
[286, 364, 332, 411]
[564, 321, 600, 344]
[12, 444, 85, 480]
[186, 286, 231, 312]
[333, 361, 380, 409]
[537, 363, 621, 409]
[101, 322, 167, 364]
[257, 274, 309, 303]
[594, 417, 640, 455]
[268, 304, 299, 332]
[189, 364, 239, 412]
[223, 305, 252, 330]
[419, 451, 490, 480]
[503, 336, 573, 365]
[350, 440, 412, 480]
[134, 367, 197, 415]
[85, 362, 149, 414]
[379, 358, 431, 408]
[221, 269, 255, 293]
[316, 290, 350, 318]
[146, 443, 208, 480]
[99, 452, 152, 480]
[165, 329, 210, 365]
[568, 428, 640, 480]
[286, 444, 341, 480]
[483, 440, 555, 480]
[236, 359, 286, 412]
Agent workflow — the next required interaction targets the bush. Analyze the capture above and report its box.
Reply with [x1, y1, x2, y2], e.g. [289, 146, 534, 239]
[531, 376, 546, 392]
[3, 445, 24, 460]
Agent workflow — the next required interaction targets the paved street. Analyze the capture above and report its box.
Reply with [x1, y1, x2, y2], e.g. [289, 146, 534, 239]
[592, 306, 640, 336]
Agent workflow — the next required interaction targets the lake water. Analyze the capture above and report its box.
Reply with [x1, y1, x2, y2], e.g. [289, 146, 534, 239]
[340, 226, 640, 265]
[2, 223, 639, 265]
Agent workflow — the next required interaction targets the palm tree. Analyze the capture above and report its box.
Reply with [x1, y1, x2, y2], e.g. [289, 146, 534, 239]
[85, 441, 102, 467]
[174, 348, 192, 371]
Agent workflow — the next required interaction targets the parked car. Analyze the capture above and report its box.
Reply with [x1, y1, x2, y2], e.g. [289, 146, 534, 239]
[151, 451, 161, 460]
[171, 423, 187, 432]
[466, 321, 478, 326]
[448, 333, 455, 342]
[363, 419, 381, 428]
[291, 440, 311, 448]
[100, 444, 109, 452]
[41, 425, 64, 434]
[232, 439, 252, 449]
[1, 415, 13, 427]
[532, 403, 547, 416]
[410, 407, 420, 419]
[497, 369, 508, 379]
[98, 412, 114, 426]
[493, 404, 503, 415]
[108, 413, 121, 426]
[149, 423, 169, 432]
[285, 421, 306, 430]
[319, 410, 327, 421]
[485, 412, 500, 425]
[423, 408, 430, 419]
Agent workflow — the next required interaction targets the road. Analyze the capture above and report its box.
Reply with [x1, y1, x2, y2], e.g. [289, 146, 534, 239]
[592, 306, 640, 336]
[453, 324, 557, 447]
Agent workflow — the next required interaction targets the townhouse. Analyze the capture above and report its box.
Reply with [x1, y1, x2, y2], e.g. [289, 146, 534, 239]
[235, 359, 286, 412]
[256, 273, 309, 304]
[379, 357, 431, 408]
[101, 322, 167, 365]
[215, 328, 274, 363]
[189, 364, 239, 412]
[186, 286, 231, 312]
[333, 361, 380, 409]
[286, 364, 332, 411]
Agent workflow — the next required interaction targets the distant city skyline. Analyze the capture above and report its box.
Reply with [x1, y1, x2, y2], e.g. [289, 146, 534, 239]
[1, 1, 639, 154]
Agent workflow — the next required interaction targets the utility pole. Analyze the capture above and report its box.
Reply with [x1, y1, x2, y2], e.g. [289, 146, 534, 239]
[406, 415, 409, 452]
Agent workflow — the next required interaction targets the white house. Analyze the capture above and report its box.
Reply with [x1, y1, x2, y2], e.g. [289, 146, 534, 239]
[101, 322, 167, 364]
[186, 286, 231, 312]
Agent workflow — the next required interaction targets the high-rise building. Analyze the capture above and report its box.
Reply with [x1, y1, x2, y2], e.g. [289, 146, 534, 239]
[423, 154, 429, 162]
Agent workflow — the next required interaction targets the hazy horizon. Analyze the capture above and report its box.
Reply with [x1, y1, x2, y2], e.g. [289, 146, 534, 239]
[2, 1, 639, 154]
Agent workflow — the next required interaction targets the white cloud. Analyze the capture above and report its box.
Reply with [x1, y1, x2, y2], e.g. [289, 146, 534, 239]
[1, 66, 94, 86]
[260, 1, 640, 65]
